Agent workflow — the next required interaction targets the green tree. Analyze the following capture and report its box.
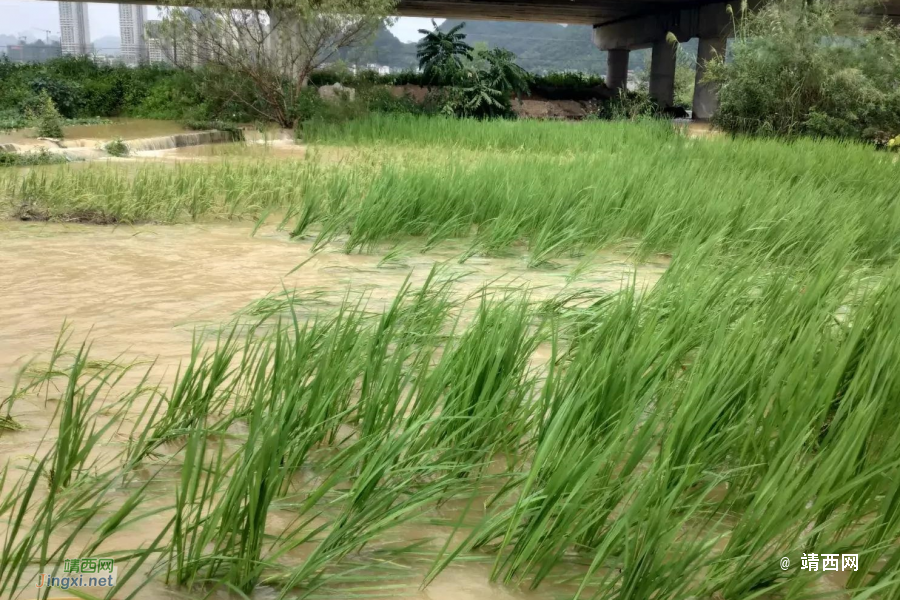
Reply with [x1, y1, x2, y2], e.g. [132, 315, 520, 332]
[478, 47, 531, 100]
[416, 20, 473, 85]
[437, 46, 531, 119]
[160, 0, 397, 128]
[34, 92, 64, 139]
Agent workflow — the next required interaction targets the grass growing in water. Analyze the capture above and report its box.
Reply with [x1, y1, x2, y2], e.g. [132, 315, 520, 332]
[5, 241, 900, 598]
[4, 116, 900, 598]
[1, 116, 898, 263]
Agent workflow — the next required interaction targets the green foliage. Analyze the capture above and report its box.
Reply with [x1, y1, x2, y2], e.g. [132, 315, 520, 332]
[7, 116, 898, 267]
[104, 137, 129, 157]
[707, 0, 900, 141]
[476, 47, 532, 99]
[182, 120, 243, 138]
[674, 61, 695, 108]
[531, 71, 606, 100]
[414, 27, 532, 120]
[532, 71, 604, 89]
[0, 57, 246, 126]
[434, 46, 530, 119]
[0, 148, 67, 167]
[310, 66, 427, 87]
[417, 20, 474, 85]
[294, 85, 427, 136]
[0, 109, 30, 132]
[595, 89, 659, 120]
[34, 92, 64, 139]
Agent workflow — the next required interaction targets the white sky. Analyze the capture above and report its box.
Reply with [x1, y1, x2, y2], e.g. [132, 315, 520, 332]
[0, 1, 440, 44]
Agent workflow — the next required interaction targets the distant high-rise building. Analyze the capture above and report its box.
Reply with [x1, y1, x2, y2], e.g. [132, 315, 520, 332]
[58, 2, 91, 56]
[144, 10, 211, 69]
[119, 4, 147, 65]
[144, 20, 170, 65]
[7, 40, 63, 63]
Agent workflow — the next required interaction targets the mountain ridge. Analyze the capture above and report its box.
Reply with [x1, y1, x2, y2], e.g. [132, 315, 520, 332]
[344, 20, 608, 74]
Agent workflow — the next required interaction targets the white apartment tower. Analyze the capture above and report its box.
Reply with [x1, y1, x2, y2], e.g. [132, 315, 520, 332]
[119, 4, 148, 65]
[58, 2, 91, 56]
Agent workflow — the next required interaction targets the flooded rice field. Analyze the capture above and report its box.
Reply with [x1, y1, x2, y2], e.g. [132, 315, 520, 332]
[1, 115, 887, 600]
[0, 221, 663, 387]
[0, 220, 666, 600]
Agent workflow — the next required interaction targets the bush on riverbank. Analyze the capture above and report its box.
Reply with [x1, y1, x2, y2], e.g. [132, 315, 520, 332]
[707, 0, 900, 142]
[0, 57, 251, 124]
[34, 92, 64, 138]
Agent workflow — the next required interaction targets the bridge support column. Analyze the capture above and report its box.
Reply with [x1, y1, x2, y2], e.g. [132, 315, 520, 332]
[649, 40, 676, 108]
[606, 49, 630, 90]
[692, 36, 726, 120]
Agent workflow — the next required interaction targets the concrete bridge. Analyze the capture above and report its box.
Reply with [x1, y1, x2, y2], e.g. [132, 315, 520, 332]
[396, 0, 900, 119]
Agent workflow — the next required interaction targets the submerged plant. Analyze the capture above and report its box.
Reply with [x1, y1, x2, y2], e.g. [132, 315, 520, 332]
[104, 137, 129, 157]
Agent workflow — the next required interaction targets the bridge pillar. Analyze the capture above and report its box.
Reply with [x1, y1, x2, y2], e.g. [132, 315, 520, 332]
[692, 36, 727, 120]
[606, 49, 630, 90]
[649, 40, 676, 108]
[594, 0, 740, 114]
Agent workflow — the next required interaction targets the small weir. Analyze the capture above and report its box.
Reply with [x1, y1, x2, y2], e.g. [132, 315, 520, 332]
[125, 129, 240, 152]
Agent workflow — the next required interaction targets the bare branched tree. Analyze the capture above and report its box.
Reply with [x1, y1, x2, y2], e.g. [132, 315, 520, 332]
[158, 0, 396, 127]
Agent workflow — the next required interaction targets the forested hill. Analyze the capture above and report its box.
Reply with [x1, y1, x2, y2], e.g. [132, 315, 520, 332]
[343, 20, 607, 74]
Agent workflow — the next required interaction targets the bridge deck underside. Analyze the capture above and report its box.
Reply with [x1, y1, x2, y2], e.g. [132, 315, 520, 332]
[396, 0, 900, 26]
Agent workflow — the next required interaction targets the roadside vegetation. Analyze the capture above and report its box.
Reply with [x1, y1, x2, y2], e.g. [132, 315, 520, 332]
[708, 0, 900, 143]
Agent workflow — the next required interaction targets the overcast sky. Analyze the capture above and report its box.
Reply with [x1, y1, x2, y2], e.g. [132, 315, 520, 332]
[0, 0, 440, 44]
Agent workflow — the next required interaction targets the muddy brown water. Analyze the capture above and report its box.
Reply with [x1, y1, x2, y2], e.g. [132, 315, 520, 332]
[0, 220, 666, 599]
[0, 119, 189, 145]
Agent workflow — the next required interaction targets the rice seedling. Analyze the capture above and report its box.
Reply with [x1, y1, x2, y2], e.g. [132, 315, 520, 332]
[4, 116, 900, 600]
[3, 116, 897, 265]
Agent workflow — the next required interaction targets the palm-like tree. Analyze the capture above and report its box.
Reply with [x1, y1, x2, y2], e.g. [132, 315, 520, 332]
[480, 48, 531, 99]
[416, 20, 474, 85]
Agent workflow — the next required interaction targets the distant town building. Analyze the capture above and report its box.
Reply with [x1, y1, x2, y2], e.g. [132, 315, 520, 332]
[59, 2, 92, 56]
[145, 21, 168, 64]
[119, 4, 148, 65]
[145, 10, 211, 69]
[6, 39, 63, 63]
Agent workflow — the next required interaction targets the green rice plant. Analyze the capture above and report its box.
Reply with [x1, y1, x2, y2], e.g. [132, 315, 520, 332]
[8, 205, 900, 599]
[4, 117, 898, 265]
[0, 340, 172, 600]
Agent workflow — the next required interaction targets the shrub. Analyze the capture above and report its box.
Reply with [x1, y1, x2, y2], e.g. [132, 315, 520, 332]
[706, 0, 900, 141]
[34, 92, 64, 139]
[595, 89, 659, 120]
[0, 109, 29, 132]
[0, 148, 67, 167]
[532, 71, 604, 90]
[104, 137, 129, 157]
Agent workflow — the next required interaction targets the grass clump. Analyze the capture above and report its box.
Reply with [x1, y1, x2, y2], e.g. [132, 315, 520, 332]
[0, 148, 68, 168]
[103, 137, 129, 157]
